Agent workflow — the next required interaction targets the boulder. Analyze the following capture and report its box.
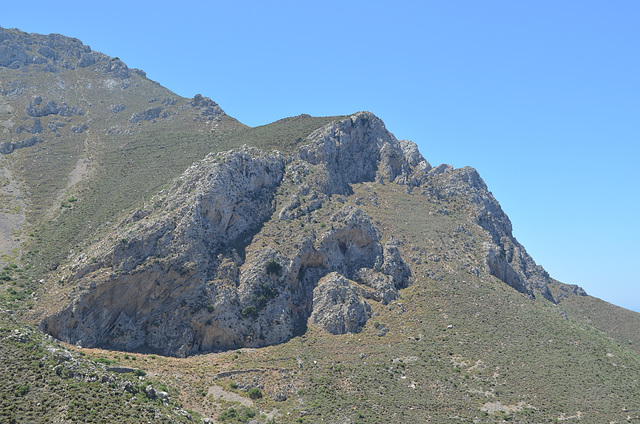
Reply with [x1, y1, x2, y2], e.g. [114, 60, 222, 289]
[309, 273, 371, 335]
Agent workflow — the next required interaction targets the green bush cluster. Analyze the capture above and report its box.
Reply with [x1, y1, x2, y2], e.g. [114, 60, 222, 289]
[218, 406, 257, 423]
[247, 387, 262, 399]
[265, 260, 282, 276]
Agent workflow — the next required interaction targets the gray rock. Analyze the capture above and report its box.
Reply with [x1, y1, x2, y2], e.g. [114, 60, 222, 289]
[129, 112, 142, 123]
[48, 121, 65, 131]
[26, 96, 61, 117]
[32, 55, 48, 65]
[0, 41, 29, 67]
[381, 237, 412, 290]
[42, 149, 287, 355]
[77, 53, 95, 68]
[130, 107, 163, 123]
[189, 94, 224, 118]
[99, 57, 130, 79]
[309, 273, 371, 335]
[72, 123, 89, 133]
[299, 112, 430, 195]
[0, 27, 102, 72]
[157, 391, 170, 403]
[110, 104, 126, 114]
[144, 384, 157, 399]
[0, 80, 25, 98]
[0, 136, 43, 155]
[58, 104, 84, 117]
[142, 107, 163, 121]
[428, 163, 453, 175]
[16, 118, 44, 134]
[37, 45, 58, 60]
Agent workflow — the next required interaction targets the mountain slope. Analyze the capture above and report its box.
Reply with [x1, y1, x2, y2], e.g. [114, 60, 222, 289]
[0, 26, 246, 271]
[1, 27, 639, 424]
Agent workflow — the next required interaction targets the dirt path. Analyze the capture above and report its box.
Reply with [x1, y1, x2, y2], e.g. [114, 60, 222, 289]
[207, 384, 254, 407]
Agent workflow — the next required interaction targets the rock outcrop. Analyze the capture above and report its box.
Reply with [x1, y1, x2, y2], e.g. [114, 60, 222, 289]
[431, 165, 586, 302]
[309, 273, 371, 335]
[0, 136, 43, 155]
[41, 115, 420, 356]
[40, 111, 585, 356]
[298, 113, 431, 195]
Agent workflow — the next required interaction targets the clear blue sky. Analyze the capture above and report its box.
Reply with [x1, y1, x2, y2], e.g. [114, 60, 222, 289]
[3, 1, 639, 312]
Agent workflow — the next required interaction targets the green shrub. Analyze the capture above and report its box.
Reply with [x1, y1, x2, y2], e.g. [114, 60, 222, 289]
[94, 357, 115, 366]
[251, 283, 278, 310]
[248, 388, 262, 399]
[16, 384, 29, 397]
[265, 260, 282, 275]
[241, 306, 258, 318]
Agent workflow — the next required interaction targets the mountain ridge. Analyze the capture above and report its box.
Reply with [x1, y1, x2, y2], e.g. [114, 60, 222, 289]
[31, 109, 592, 358]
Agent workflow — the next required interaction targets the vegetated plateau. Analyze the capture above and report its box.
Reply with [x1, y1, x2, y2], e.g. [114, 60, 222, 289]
[1, 26, 639, 423]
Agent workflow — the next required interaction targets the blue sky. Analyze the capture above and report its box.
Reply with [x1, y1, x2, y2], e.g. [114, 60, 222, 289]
[3, 1, 639, 312]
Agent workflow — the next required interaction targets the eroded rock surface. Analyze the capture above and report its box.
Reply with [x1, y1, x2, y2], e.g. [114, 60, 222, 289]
[41, 114, 419, 356]
[309, 273, 371, 335]
[40, 112, 584, 356]
[431, 166, 586, 302]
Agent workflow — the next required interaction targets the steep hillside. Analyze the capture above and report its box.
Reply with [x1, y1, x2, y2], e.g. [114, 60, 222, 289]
[0, 26, 245, 271]
[1, 27, 639, 424]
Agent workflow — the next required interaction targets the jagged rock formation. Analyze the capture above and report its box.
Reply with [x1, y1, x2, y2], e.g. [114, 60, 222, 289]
[0, 27, 141, 76]
[41, 114, 421, 356]
[430, 166, 585, 302]
[40, 112, 585, 356]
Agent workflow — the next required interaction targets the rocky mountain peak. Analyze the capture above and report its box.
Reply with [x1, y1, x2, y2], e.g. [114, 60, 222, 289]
[39, 113, 424, 356]
[36, 111, 586, 357]
[0, 26, 144, 76]
[299, 112, 431, 194]
[429, 164, 585, 303]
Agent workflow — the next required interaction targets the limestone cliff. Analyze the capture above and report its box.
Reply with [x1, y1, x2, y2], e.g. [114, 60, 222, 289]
[40, 112, 585, 356]
[41, 113, 418, 356]
[428, 165, 585, 302]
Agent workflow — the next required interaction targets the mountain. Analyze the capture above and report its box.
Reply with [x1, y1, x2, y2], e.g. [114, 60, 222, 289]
[1, 27, 639, 423]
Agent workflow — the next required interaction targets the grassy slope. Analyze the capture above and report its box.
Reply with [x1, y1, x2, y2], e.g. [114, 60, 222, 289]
[560, 294, 640, 355]
[247, 182, 640, 423]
